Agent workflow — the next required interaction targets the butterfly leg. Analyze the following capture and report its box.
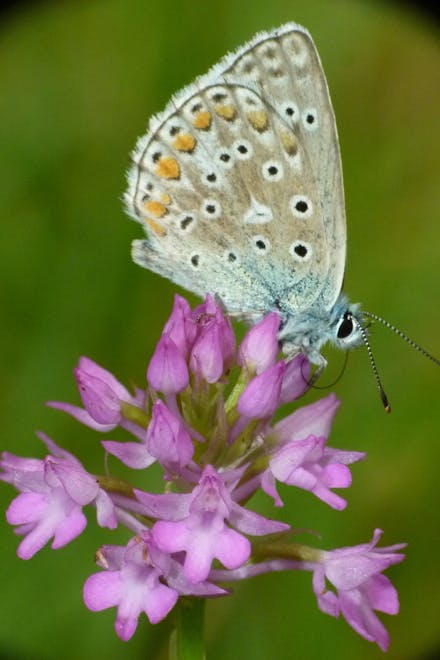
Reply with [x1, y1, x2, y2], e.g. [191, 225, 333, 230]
[308, 355, 327, 387]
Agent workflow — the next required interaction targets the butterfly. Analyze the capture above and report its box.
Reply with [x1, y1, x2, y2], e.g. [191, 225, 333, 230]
[124, 22, 438, 409]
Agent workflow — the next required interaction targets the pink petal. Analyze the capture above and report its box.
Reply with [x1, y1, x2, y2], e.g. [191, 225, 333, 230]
[95, 490, 118, 529]
[215, 527, 250, 569]
[147, 335, 189, 394]
[274, 393, 340, 442]
[6, 492, 46, 524]
[47, 401, 116, 432]
[237, 361, 285, 418]
[229, 502, 290, 535]
[51, 508, 87, 548]
[135, 491, 191, 520]
[143, 582, 178, 624]
[78, 357, 132, 400]
[102, 440, 156, 469]
[83, 571, 122, 610]
[366, 574, 399, 615]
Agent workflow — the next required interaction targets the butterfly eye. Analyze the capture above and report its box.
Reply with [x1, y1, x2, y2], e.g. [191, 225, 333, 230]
[337, 313, 354, 339]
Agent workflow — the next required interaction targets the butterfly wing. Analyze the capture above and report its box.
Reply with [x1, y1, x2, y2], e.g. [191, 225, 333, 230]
[125, 23, 346, 315]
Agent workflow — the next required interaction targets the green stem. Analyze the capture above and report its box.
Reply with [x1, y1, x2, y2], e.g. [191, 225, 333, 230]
[170, 598, 206, 660]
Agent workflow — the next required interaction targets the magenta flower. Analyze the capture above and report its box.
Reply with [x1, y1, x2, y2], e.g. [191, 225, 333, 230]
[1, 434, 116, 559]
[146, 400, 194, 474]
[279, 353, 311, 404]
[137, 465, 288, 583]
[262, 436, 363, 509]
[48, 357, 146, 438]
[189, 295, 236, 382]
[194, 295, 236, 367]
[83, 532, 226, 640]
[261, 392, 365, 509]
[162, 294, 197, 358]
[48, 358, 155, 470]
[1, 294, 407, 650]
[101, 438, 156, 470]
[313, 529, 406, 651]
[147, 334, 189, 394]
[74, 357, 137, 425]
[237, 361, 285, 419]
[238, 312, 281, 375]
[84, 535, 178, 639]
[273, 392, 341, 442]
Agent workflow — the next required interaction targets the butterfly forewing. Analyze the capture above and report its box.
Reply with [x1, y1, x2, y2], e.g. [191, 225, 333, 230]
[223, 25, 346, 309]
[126, 23, 346, 316]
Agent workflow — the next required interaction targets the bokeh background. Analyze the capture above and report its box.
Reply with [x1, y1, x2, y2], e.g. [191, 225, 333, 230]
[0, 1, 438, 658]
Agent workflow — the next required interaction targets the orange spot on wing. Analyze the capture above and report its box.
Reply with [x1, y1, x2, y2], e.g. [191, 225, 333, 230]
[173, 133, 196, 152]
[215, 104, 236, 120]
[280, 130, 298, 156]
[146, 218, 167, 236]
[192, 111, 211, 130]
[156, 156, 180, 179]
[144, 200, 167, 218]
[247, 110, 269, 132]
[160, 193, 172, 205]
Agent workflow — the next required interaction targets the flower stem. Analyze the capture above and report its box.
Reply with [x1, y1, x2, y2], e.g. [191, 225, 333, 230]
[170, 598, 206, 660]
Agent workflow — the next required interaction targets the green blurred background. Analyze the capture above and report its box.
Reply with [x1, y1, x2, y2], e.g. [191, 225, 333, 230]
[0, 1, 438, 658]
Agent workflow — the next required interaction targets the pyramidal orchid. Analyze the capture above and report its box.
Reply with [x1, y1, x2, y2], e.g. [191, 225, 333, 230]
[1, 294, 405, 652]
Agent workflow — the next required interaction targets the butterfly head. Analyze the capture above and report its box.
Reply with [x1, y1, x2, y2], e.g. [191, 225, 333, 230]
[278, 294, 364, 365]
[279, 297, 392, 410]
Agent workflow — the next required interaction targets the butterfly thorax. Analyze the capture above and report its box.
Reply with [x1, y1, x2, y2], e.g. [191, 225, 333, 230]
[278, 294, 364, 365]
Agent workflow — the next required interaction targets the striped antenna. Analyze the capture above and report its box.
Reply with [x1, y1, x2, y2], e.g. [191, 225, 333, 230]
[363, 311, 440, 367]
[352, 315, 391, 413]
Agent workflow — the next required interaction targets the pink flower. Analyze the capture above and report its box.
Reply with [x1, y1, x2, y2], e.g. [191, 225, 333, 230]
[189, 295, 236, 383]
[162, 294, 197, 358]
[237, 361, 285, 419]
[313, 529, 406, 651]
[238, 312, 281, 374]
[273, 392, 340, 442]
[136, 465, 288, 584]
[48, 357, 146, 437]
[83, 536, 179, 640]
[0, 295, 408, 649]
[0, 435, 116, 559]
[83, 533, 225, 641]
[147, 334, 189, 394]
[74, 357, 136, 425]
[152, 466, 251, 583]
[146, 400, 194, 474]
[279, 353, 311, 404]
[262, 435, 365, 509]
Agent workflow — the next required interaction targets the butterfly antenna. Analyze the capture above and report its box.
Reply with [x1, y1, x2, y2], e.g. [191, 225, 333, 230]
[363, 311, 440, 367]
[352, 316, 391, 413]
